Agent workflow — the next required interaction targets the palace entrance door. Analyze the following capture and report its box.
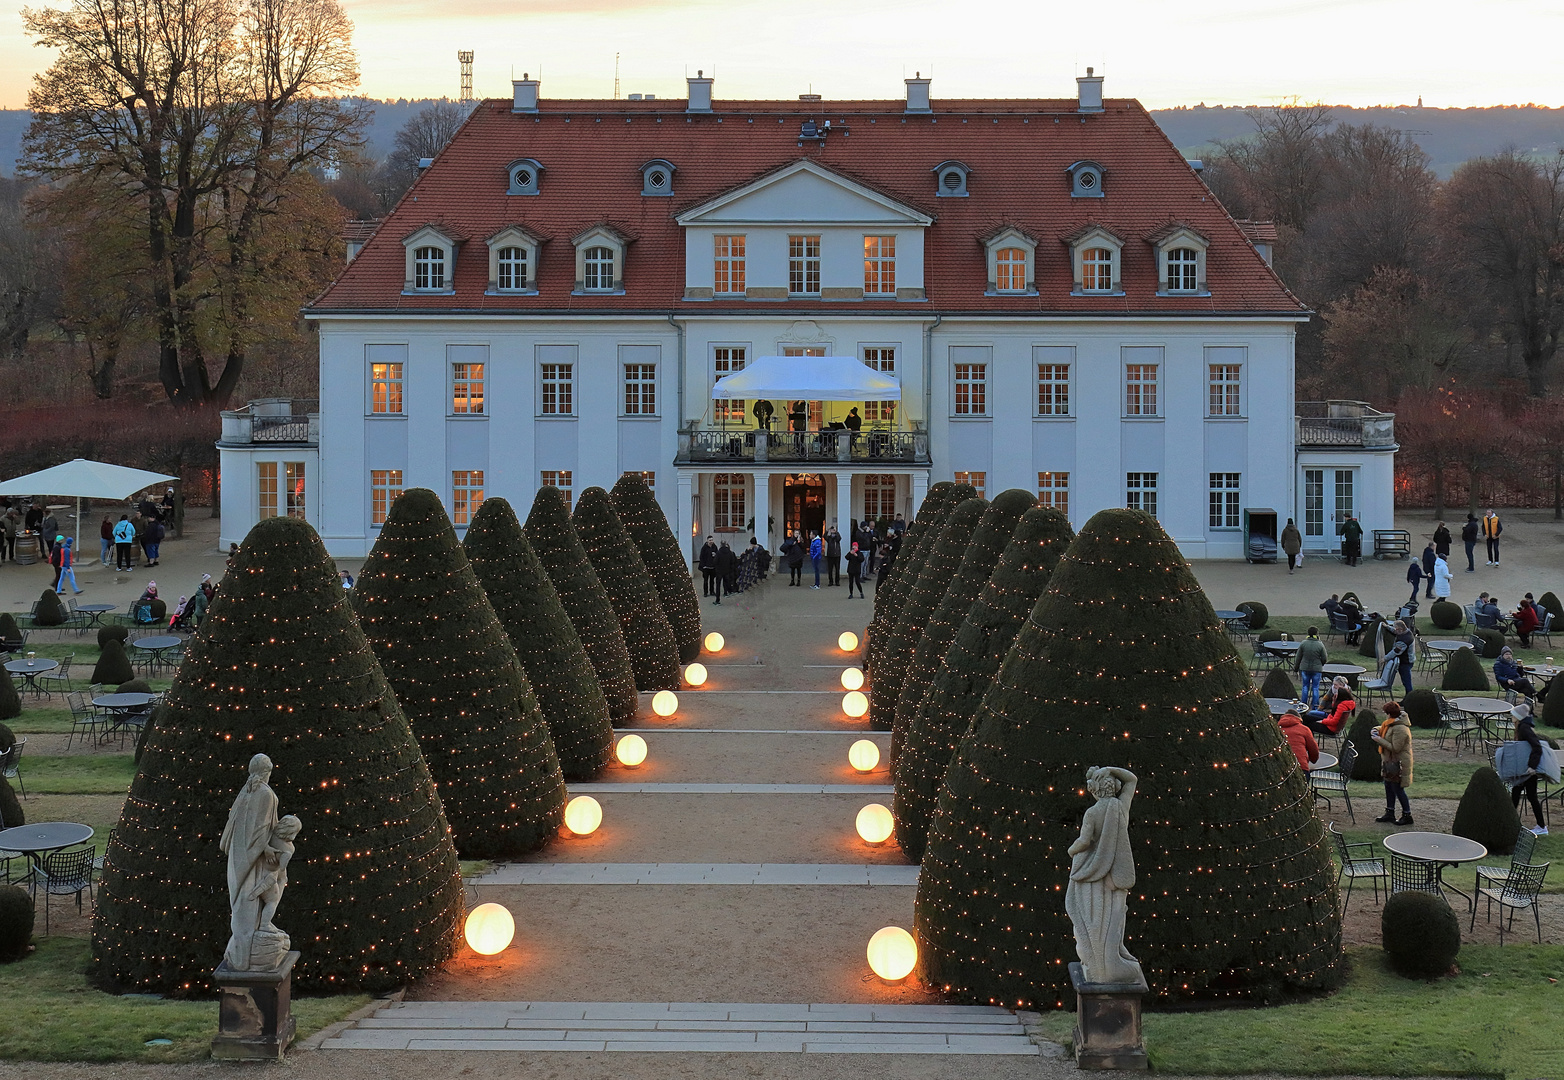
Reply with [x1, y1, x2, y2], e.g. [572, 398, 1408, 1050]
[783, 474, 826, 539]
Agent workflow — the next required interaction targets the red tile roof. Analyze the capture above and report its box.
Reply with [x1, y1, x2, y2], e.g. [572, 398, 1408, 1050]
[311, 97, 1306, 316]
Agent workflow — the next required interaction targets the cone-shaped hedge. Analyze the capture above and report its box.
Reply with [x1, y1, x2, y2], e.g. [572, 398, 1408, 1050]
[0, 775, 22, 828]
[1402, 688, 1440, 729]
[1346, 709, 1386, 780]
[916, 509, 1341, 1006]
[572, 487, 681, 692]
[1441, 647, 1490, 691]
[464, 498, 613, 780]
[1260, 668, 1298, 701]
[611, 474, 702, 665]
[92, 639, 134, 686]
[98, 625, 129, 648]
[93, 516, 463, 995]
[34, 589, 66, 627]
[524, 487, 640, 726]
[0, 667, 17, 721]
[869, 484, 976, 731]
[867, 482, 955, 680]
[895, 506, 1073, 863]
[886, 496, 991, 760]
[1538, 591, 1564, 627]
[1451, 766, 1521, 854]
[0, 612, 20, 643]
[352, 489, 565, 858]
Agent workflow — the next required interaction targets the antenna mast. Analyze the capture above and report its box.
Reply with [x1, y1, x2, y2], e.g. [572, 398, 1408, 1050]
[458, 50, 474, 105]
[614, 53, 621, 100]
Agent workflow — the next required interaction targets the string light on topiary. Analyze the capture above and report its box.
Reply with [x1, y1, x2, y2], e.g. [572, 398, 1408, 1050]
[464, 903, 516, 955]
[651, 690, 678, 717]
[563, 795, 603, 836]
[838, 631, 858, 652]
[848, 739, 880, 772]
[856, 803, 894, 844]
[843, 690, 869, 718]
[684, 663, 708, 687]
[866, 925, 917, 982]
[615, 733, 648, 768]
[573, 486, 681, 692]
[704, 632, 724, 653]
[841, 667, 864, 691]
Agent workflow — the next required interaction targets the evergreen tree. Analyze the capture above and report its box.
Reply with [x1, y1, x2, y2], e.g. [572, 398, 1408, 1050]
[464, 498, 614, 781]
[611, 474, 703, 665]
[571, 487, 680, 692]
[93, 516, 463, 996]
[868, 484, 975, 731]
[885, 496, 990, 761]
[352, 489, 566, 858]
[1441, 647, 1490, 691]
[894, 508, 1074, 863]
[916, 509, 1342, 1006]
[524, 487, 640, 726]
[0, 665, 18, 721]
[0, 775, 22, 828]
[1259, 668, 1298, 700]
[867, 482, 954, 677]
[0, 612, 20, 643]
[92, 639, 134, 685]
[34, 590, 66, 627]
[1451, 767, 1522, 854]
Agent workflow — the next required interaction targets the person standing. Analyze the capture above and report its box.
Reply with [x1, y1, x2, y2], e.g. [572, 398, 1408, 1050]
[1405, 559, 1424, 605]
[1390, 619, 1416, 696]
[1371, 701, 1414, 826]
[1340, 515, 1362, 566]
[845, 542, 865, 599]
[1281, 518, 1302, 574]
[1419, 542, 1436, 599]
[712, 541, 736, 605]
[1509, 704, 1549, 836]
[39, 510, 58, 559]
[1432, 520, 1452, 561]
[99, 516, 114, 567]
[859, 520, 878, 575]
[825, 526, 841, 587]
[1482, 508, 1502, 566]
[809, 532, 823, 589]
[52, 536, 82, 595]
[892, 513, 906, 533]
[113, 514, 136, 571]
[698, 536, 718, 597]
[875, 542, 894, 589]
[1461, 513, 1480, 573]
[785, 533, 805, 587]
[1, 507, 17, 562]
[1293, 627, 1328, 709]
[24, 503, 43, 557]
[1432, 552, 1452, 602]
[144, 515, 165, 567]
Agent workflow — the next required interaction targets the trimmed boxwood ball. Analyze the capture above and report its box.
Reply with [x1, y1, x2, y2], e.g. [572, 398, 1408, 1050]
[894, 507, 1074, 863]
[572, 487, 681, 693]
[915, 509, 1342, 1006]
[1347, 710, 1386, 780]
[0, 669, 18, 721]
[1471, 628, 1505, 659]
[1441, 647, 1490, 692]
[353, 488, 566, 858]
[464, 498, 614, 781]
[1452, 766, 1522, 854]
[33, 590, 66, 627]
[1429, 601, 1464, 630]
[116, 679, 152, 695]
[1401, 688, 1440, 729]
[92, 639, 134, 686]
[0, 884, 33, 962]
[1259, 668, 1297, 700]
[1381, 891, 1460, 978]
[866, 482, 960, 721]
[92, 515, 464, 996]
[97, 625, 129, 648]
[1237, 601, 1268, 629]
[524, 486, 640, 727]
[0, 775, 23, 829]
[610, 473, 703, 665]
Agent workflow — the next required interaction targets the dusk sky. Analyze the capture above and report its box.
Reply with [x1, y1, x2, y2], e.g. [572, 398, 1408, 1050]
[3, 0, 1561, 110]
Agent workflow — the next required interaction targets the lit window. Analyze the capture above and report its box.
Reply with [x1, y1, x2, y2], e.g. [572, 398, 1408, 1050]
[996, 248, 1026, 292]
[540, 363, 573, 415]
[623, 363, 657, 415]
[1167, 248, 1199, 292]
[371, 362, 403, 414]
[497, 247, 527, 291]
[863, 235, 896, 294]
[863, 348, 896, 424]
[257, 462, 278, 520]
[452, 362, 485, 415]
[1208, 364, 1242, 417]
[622, 470, 655, 495]
[1126, 472, 1158, 517]
[452, 470, 485, 526]
[713, 473, 746, 530]
[413, 246, 446, 290]
[371, 469, 404, 526]
[1209, 473, 1240, 529]
[713, 347, 747, 423]
[862, 474, 897, 521]
[1037, 364, 1070, 416]
[714, 235, 746, 295]
[583, 247, 615, 291]
[1125, 364, 1159, 417]
[789, 235, 820, 296]
[1081, 248, 1113, 292]
[1037, 472, 1069, 516]
[954, 363, 987, 416]
[285, 462, 306, 519]
[953, 471, 986, 498]
[540, 470, 573, 510]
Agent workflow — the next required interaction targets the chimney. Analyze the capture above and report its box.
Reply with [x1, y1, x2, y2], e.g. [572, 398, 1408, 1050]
[512, 73, 539, 114]
[687, 70, 713, 113]
[1076, 67, 1103, 113]
[905, 73, 931, 114]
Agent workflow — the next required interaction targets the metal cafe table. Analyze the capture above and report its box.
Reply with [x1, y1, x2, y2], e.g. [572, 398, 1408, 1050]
[1383, 831, 1487, 909]
[131, 635, 182, 674]
[93, 692, 156, 744]
[1450, 696, 1517, 743]
[1214, 610, 1250, 636]
[1322, 662, 1366, 686]
[4, 657, 59, 698]
[74, 603, 117, 630]
[0, 822, 95, 880]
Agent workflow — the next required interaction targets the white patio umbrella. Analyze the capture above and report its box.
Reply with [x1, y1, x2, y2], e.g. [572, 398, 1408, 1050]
[0, 458, 179, 556]
[710, 355, 902, 401]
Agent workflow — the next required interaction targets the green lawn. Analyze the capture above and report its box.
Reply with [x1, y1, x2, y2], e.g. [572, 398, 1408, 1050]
[1033, 945, 1563, 1077]
[23, 754, 138, 795]
[0, 937, 369, 1062]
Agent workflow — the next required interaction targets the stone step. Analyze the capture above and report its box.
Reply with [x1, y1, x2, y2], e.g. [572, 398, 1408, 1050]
[473, 862, 918, 886]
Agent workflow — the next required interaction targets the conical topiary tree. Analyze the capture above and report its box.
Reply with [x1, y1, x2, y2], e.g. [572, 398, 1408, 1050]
[464, 497, 614, 781]
[0, 775, 22, 829]
[92, 639, 134, 685]
[1260, 668, 1298, 701]
[0, 612, 20, 643]
[895, 508, 1075, 863]
[1451, 766, 1522, 854]
[572, 487, 680, 692]
[1538, 591, 1564, 627]
[1442, 647, 1490, 691]
[0, 666, 18, 721]
[93, 516, 463, 996]
[611, 474, 702, 665]
[885, 496, 989, 759]
[869, 484, 976, 731]
[1346, 709, 1385, 780]
[524, 486, 640, 726]
[34, 589, 66, 627]
[352, 489, 566, 858]
[98, 624, 129, 648]
[867, 482, 955, 679]
[916, 509, 1342, 1007]
[1402, 688, 1440, 729]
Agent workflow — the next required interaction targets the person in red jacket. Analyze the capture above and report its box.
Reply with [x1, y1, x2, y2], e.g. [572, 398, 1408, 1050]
[1278, 710, 1321, 772]
[1303, 678, 1355, 737]
[1511, 598, 1541, 647]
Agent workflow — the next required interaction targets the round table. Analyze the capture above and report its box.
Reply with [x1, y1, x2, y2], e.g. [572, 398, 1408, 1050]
[1265, 698, 1300, 716]
[1264, 640, 1301, 656]
[74, 603, 116, 628]
[1322, 662, 1366, 686]
[93, 693, 156, 743]
[0, 823, 94, 854]
[1450, 697, 1513, 717]
[1425, 640, 1474, 654]
[4, 657, 59, 697]
[131, 635, 182, 672]
[1383, 831, 1488, 908]
[1312, 752, 1338, 772]
[1522, 663, 1563, 684]
[1215, 610, 1249, 633]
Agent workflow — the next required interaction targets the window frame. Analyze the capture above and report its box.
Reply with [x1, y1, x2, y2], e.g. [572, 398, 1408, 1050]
[712, 473, 746, 531]
[370, 469, 404, 527]
[571, 226, 627, 295]
[861, 346, 897, 425]
[788, 234, 821, 297]
[486, 226, 542, 295]
[1034, 347, 1074, 418]
[1037, 471, 1069, 516]
[369, 357, 405, 416]
[283, 461, 306, 520]
[1207, 362, 1243, 418]
[401, 225, 457, 294]
[1067, 227, 1124, 296]
[1208, 472, 1241, 530]
[583, 247, 615, 292]
[507, 158, 543, 196]
[1125, 472, 1158, 518]
[540, 470, 573, 511]
[1151, 227, 1210, 297]
[863, 235, 897, 294]
[622, 361, 658, 417]
[450, 353, 486, 417]
[983, 228, 1037, 296]
[451, 469, 485, 527]
[953, 471, 986, 498]
[862, 474, 897, 521]
[538, 359, 576, 417]
[714, 235, 747, 297]
[1123, 362, 1161, 418]
[712, 344, 748, 424]
[257, 462, 278, 520]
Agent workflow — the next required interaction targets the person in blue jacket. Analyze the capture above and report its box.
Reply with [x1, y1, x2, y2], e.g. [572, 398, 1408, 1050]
[809, 532, 823, 589]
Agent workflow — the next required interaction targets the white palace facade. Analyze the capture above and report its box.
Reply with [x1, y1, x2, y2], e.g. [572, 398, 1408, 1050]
[219, 71, 1397, 561]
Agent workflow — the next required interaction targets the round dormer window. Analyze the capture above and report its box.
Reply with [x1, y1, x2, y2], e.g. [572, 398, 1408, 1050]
[515, 168, 533, 187]
[648, 170, 667, 189]
[1078, 171, 1097, 189]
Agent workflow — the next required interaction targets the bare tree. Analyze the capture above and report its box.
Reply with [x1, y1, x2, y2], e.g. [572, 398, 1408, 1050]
[0, 176, 61, 360]
[1204, 103, 1335, 233]
[377, 101, 469, 207]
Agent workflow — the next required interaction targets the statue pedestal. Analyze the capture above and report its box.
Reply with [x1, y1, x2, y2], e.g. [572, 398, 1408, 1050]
[211, 951, 299, 1060]
[1069, 962, 1148, 1071]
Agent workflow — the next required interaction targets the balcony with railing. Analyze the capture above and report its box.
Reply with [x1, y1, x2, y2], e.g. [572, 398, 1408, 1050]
[1296, 401, 1396, 450]
[676, 425, 930, 466]
[220, 399, 320, 446]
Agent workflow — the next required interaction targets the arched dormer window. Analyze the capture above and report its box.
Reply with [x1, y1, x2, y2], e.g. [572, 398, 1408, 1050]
[979, 226, 1038, 296]
[1066, 160, 1106, 198]
[640, 159, 676, 197]
[571, 224, 630, 295]
[507, 158, 544, 196]
[485, 225, 544, 294]
[932, 160, 970, 198]
[583, 247, 614, 290]
[401, 224, 459, 294]
[1146, 223, 1210, 296]
[1063, 224, 1124, 296]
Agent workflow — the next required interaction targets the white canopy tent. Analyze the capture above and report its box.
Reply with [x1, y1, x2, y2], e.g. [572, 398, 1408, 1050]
[710, 355, 902, 402]
[0, 459, 180, 556]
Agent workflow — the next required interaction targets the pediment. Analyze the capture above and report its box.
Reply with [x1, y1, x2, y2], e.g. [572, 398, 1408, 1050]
[676, 161, 933, 227]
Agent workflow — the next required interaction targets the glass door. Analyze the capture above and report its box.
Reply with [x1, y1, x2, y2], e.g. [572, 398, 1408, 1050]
[1304, 470, 1324, 538]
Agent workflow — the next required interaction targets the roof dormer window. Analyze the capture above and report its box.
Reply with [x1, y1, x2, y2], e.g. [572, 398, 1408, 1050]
[1064, 224, 1124, 296]
[979, 226, 1038, 296]
[640, 159, 675, 197]
[571, 224, 629, 295]
[1066, 160, 1105, 198]
[933, 160, 970, 197]
[400, 224, 459, 294]
[485, 225, 543, 295]
[508, 158, 543, 196]
[1147, 224, 1210, 296]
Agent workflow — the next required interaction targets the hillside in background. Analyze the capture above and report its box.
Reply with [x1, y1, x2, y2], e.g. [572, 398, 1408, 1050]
[3, 101, 1563, 179]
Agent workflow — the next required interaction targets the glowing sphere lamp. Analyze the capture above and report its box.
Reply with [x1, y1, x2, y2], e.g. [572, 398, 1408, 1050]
[856, 803, 894, 845]
[652, 690, 679, 717]
[616, 733, 648, 768]
[838, 631, 859, 652]
[840, 667, 865, 691]
[842, 690, 869, 719]
[866, 926, 918, 982]
[684, 663, 708, 687]
[848, 739, 880, 773]
[704, 632, 725, 653]
[464, 903, 515, 955]
[563, 795, 603, 836]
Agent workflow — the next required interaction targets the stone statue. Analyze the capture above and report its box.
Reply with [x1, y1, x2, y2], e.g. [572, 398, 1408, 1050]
[1066, 766, 1144, 987]
[219, 754, 301, 972]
